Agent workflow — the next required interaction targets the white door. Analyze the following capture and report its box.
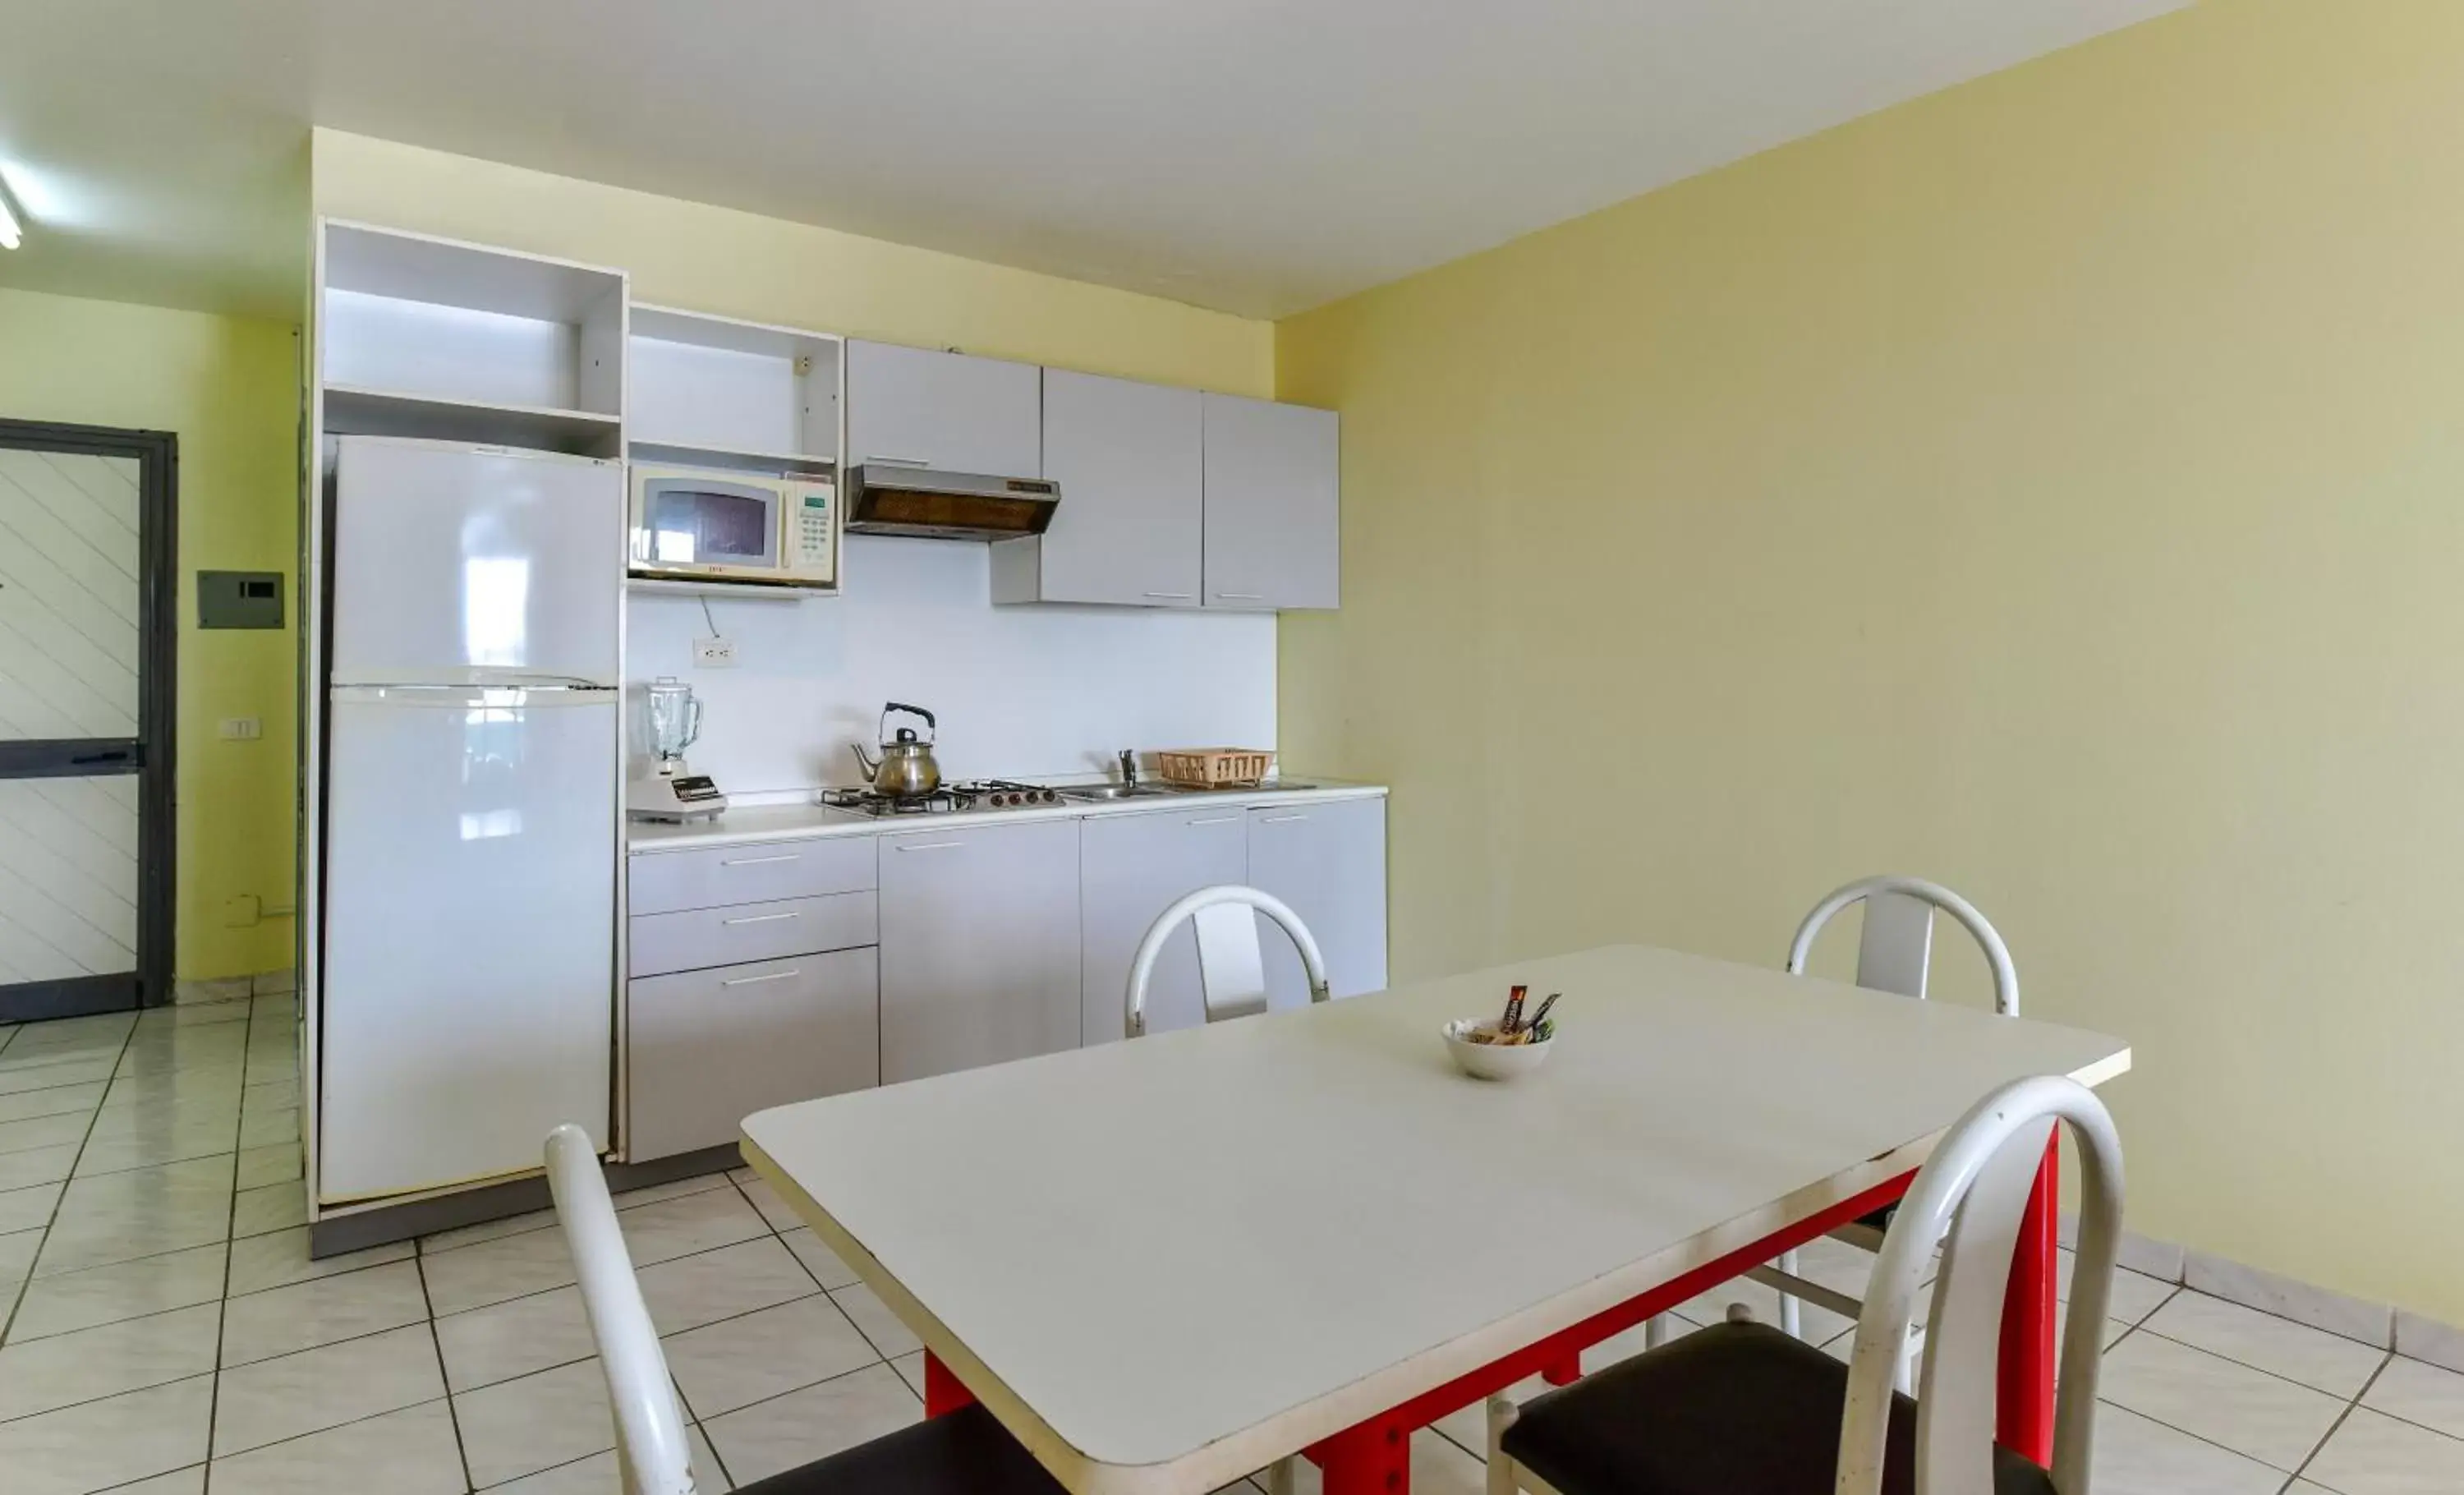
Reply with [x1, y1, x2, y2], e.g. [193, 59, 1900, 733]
[1078, 807, 1248, 1043]
[844, 341, 1042, 476]
[1202, 394, 1340, 610]
[0, 437, 159, 1019]
[1247, 798, 1388, 1009]
[330, 437, 622, 685]
[319, 685, 616, 1199]
[1032, 370, 1205, 606]
[878, 820, 1080, 1083]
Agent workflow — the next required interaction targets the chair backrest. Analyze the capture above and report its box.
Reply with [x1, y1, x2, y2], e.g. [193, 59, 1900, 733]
[1124, 885, 1333, 1039]
[1833, 1075, 2123, 1495]
[545, 1124, 698, 1495]
[1788, 876, 2020, 1016]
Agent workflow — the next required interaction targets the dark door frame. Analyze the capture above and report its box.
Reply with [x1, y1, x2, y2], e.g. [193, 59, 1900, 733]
[0, 418, 178, 1018]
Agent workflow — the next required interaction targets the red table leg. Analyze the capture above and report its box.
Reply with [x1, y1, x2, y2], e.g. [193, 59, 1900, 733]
[1995, 1137, 2060, 1465]
[922, 1350, 976, 1418]
[1310, 1419, 1411, 1495]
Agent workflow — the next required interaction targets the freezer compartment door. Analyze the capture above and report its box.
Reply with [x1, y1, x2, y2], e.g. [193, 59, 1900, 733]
[319, 687, 616, 1201]
[331, 437, 622, 685]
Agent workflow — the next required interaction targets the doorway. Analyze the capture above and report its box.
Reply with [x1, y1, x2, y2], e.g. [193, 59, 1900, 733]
[0, 419, 177, 1021]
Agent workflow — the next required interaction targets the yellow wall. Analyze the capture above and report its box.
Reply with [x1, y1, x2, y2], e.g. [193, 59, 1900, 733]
[1278, 0, 2464, 1322]
[0, 287, 300, 982]
[310, 130, 1273, 398]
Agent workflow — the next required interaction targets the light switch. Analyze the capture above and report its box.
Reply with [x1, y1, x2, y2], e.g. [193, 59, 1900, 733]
[218, 717, 262, 741]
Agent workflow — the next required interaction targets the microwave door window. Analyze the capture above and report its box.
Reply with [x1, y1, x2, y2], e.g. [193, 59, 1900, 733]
[647, 485, 777, 567]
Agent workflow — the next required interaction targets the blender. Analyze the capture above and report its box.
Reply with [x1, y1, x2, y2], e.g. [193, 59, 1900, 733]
[627, 677, 729, 821]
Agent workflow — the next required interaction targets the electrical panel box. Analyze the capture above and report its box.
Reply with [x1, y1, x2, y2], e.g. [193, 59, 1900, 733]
[198, 571, 285, 629]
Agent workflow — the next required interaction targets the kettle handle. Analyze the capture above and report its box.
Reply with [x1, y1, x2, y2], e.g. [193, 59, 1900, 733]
[881, 702, 936, 741]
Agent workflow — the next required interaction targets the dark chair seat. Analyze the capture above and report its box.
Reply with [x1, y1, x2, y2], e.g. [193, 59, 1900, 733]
[1499, 1321, 2056, 1495]
[738, 1404, 1064, 1495]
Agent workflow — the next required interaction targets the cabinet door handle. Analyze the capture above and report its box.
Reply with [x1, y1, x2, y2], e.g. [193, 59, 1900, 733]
[1142, 591, 1194, 600]
[1216, 591, 1266, 600]
[1186, 815, 1240, 826]
[894, 840, 966, 853]
[722, 911, 801, 926]
[1259, 813, 1309, 824]
[864, 455, 931, 467]
[722, 968, 802, 987]
[721, 853, 801, 867]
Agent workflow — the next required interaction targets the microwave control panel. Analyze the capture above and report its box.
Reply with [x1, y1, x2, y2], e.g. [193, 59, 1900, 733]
[795, 490, 836, 573]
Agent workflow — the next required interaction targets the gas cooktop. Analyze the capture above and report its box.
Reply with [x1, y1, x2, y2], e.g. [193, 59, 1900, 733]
[816, 780, 1064, 817]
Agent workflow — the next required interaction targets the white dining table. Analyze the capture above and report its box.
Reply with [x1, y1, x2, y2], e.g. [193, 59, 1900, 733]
[742, 942, 2131, 1495]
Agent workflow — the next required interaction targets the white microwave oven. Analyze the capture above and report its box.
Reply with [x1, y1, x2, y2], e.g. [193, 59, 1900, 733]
[628, 464, 839, 591]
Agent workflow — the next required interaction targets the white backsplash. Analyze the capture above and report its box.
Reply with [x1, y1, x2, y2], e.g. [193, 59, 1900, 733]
[624, 535, 1278, 794]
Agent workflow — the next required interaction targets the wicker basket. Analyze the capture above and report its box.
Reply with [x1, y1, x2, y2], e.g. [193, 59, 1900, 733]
[1154, 748, 1276, 789]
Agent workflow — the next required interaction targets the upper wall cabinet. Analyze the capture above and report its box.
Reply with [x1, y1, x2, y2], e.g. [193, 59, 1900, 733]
[991, 370, 1203, 607]
[844, 339, 1041, 478]
[628, 306, 839, 474]
[319, 221, 628, 458]
[1202, 394, 1340, 611]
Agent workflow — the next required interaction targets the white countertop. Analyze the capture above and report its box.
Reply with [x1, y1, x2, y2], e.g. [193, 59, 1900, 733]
[627, 778, 1386, 853]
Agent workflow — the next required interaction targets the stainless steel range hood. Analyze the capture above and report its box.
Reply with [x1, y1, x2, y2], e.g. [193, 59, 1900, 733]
[843, 464, 1060, 541]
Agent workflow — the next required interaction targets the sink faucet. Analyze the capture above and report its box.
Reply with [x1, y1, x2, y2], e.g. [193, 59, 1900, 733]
[1119, 749, 1139, 787]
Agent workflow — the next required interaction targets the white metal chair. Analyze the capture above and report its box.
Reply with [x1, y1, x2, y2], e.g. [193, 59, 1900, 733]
[1124, 887, 1324, 1495]
[544, 1125, 1063, 1495]
[1124, 884, 1333, 1039]
[1752, 876, 2022, 1390]
[1484, 1073, 2123, 1495]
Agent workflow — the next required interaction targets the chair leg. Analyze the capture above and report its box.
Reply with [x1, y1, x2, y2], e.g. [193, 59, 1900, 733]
[1644, 1313, 1670, 1349]
[1896, 1328, 1922, 1396]
[1485, 1393, 1520, 1495]
[1776, 1249, 1803, 1339]
[1266, 1456, 1299, 1495]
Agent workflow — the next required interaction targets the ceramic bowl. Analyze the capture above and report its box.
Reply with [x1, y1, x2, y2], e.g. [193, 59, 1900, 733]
[1443, 1018, 1555, 1080]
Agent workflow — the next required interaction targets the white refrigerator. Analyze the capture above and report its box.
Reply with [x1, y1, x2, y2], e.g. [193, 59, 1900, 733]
[320, 435, 622, 1202]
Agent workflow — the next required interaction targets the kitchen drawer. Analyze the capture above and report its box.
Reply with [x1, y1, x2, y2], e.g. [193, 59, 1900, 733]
[627, 836, 877, 917]
[628, 891, 878, 978]
[627, 947, 879, 1162]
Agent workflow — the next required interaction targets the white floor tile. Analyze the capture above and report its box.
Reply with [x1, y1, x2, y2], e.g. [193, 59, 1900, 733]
[0, 1111, 94, 1155]
[0, 1082, 105, 1124]
[2364, 1355, 2464, 1442]
[609, 1171, 734, 1211]
[236, 1107, 296, 1150]
[778, 1227, 861, 1291]
[434, 1284, 599, 1392]
[0, 1180, 62, 1234]
[0, 1225, 41, 1286]
[2099, 1329, 2347, 1470]
[233, 1143, 301, 1191]
[2085, 1401, 2287, 1495]
[2305, 1405, 2464, 1494]
[205, 1399, 467, 1495]
[420, 1221, 581, 1316]
[609, 1187, 769, 1267]
[702, 1363, 920, 1486]
[731, 1174, 807, 1231]
[2057, 1248, 2177, 1325]
[0, 1058, 117, 1097]
[665, 1295, 882, 1419]
[418, 1208, 556, 1258]
[211, 1323, 447, 1457]
[483, 1426, 729, 1493]
[637, 1236, 821, 1337]
[219, 1258, 431, 1367]
[890, 1350, 927, 1397]
[0, 1143, 80, 1192]
[829, 1281, 922, 1359]
[453, 1356, 623, 1488]
[230, 1180, 307, 1238]
[36, 1156, 234, 1276]
[5, 1243, 228, 1342]
[227, 1227, 411, 1297]
[0, 1301, 220, 1422]
[2142, 1289, 2387, 1398]
[92, 1466, 206, 1494]
[0, 1373, 213, 1495]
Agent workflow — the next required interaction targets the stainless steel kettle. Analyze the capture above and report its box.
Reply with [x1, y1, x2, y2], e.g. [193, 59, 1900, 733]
[850, 702, 941, 798]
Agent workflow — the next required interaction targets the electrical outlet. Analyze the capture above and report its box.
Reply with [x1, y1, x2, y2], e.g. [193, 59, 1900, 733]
[218, 717, 262, 740]
[693, 636, 738, 668]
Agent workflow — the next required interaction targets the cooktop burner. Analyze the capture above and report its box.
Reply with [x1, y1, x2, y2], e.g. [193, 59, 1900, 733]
[817, 780, 1064, 817]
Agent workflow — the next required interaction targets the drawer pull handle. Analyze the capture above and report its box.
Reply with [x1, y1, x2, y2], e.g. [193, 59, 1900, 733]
[1260, 813, 1308, 824]
[1216, 591, 1266, 600]
[1186, 815, 1239, 826]
[722, 969, 802, 987]
[1142, 591, 1194, 600]
[722, 911, 802, 926]
[895, 840, 965, 852]
[722, 853, 801, 867]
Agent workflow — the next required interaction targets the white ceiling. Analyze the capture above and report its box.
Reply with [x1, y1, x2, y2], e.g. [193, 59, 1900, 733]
[0, 0, 2183, 324]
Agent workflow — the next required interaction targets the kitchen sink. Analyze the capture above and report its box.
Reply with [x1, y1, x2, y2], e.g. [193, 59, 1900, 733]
[1059, 784, 1179, 802]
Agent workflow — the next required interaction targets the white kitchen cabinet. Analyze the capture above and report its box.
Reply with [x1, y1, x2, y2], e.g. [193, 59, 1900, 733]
[844, 338, 1041, 477]
[879, 819, 1082, 1083]
[1246, 797, 1388, 1008]
[991, 369, 1203, 607]
[1077, 805, 1250, 1044]
[627, 948, 879, 1161]
[1202, 393, 1340, 610]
